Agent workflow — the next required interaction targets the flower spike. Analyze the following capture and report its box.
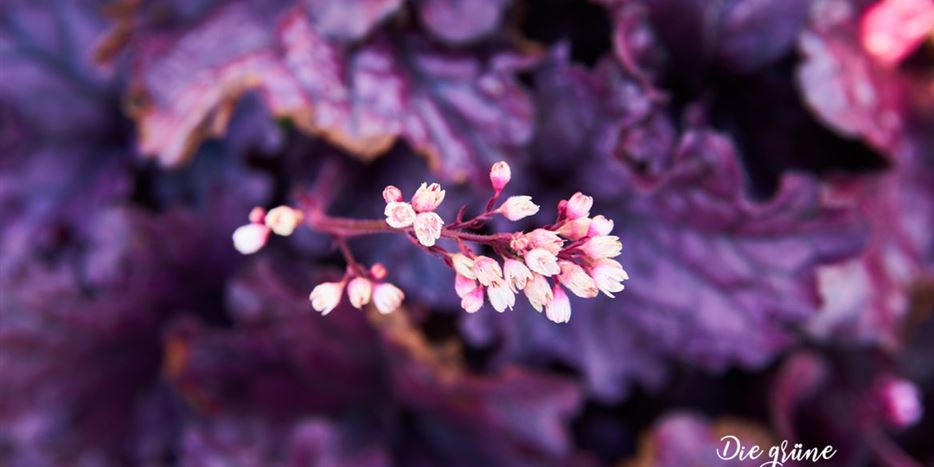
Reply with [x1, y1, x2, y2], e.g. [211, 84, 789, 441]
[233, 161, 628, 322]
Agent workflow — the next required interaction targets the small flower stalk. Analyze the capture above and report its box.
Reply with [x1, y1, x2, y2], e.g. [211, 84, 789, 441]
[232, 161, 628, 323]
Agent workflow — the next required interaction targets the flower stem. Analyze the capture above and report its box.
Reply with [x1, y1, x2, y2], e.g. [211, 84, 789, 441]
[307, 211, 508, 246]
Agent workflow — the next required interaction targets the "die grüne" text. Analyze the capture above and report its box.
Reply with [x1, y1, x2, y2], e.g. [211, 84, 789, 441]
[717, 435, 837, 467]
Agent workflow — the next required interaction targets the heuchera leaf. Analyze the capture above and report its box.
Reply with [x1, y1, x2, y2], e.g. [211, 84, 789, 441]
[180, 417, 390, 467]
[123, 1, 535, 181]
[0, 206, 246, 463]
[796, 0, 934, 158]
[626, 413, 777, 467]
[465, 52, 867, 400]
[414, 0, 512, 45]
[164, 262, 585, 467]
[0, 1, 132, 275]
[602, 0, 811, 75]
[769, 351, 924, 466]
[305, 0, 403, 42]
[810, 152, 934, 346]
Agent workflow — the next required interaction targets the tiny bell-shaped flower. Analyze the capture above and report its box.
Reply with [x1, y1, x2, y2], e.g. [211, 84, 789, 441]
[248, 206, 267, 224]
[461, 286, 484, 313]
[411, 182, 446, 212]
[232, 223, 270, 255]
[524, 273, 553, 312]
[309, 281, 345, 315]
[565, 192, 593, 220]
[383, 185, 403, 203]
[413, 212, 444, 247]
[497, 195, 540, 221]
[451, 253, 477, 280]
[545, 285, 572, 323]
[487, 281, 516, 312]
[590, 259, 628, 297]
[524, 229, 563, 255]
[503, 259, 532, 292]
[385, 202, 417, 229]
[490, 161, 511, 192]
[509, 233, 529, 252]
[265, 205, 303, 236]
[455, 273, 478, 298]
[558, 261, 599, 298]
[580, 235, 622, 259]
[370, 263, 388, 280]
[347, 277, 373, 309]
[588, 215, 614, 236]
[473, 255, 504, 287]
[556, 217, 591, 241]
[524, 248, 560, 277]
[372, 282, 404, 314]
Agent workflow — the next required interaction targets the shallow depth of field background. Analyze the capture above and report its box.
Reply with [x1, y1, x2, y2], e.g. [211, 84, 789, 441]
[1, 0, 933, 466]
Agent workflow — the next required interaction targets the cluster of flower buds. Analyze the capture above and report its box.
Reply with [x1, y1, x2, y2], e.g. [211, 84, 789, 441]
[447, 192, 627, 323]
[232, 205, 304, 254]
[232, 160, 628, 323]
[307, 263, 405, 316]
[383, 182, 446, 246]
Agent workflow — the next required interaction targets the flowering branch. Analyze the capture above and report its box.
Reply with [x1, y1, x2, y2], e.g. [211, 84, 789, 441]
[232, 161, 629, 323]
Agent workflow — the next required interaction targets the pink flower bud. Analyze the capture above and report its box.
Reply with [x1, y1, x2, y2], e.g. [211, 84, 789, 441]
[524, 229, 563, 255]
[372, 282, 404, 314]
[461, 287, 484, 313]
[545, 285, 571, 323]
[451, 253, 476, 280]
[382, 185, 403, 203]
[509, 233, 529, 252]
[347, 277, 373, 309]
[497, 195, 540, 221]
[524, 248, 560, 277]
[590, 259, 628, 297]
[413, 212, 444, 247]
[370, 263, 388, 280]
[472, 255, 504, 287]
[490, 161, 511, 192]
[385, 202, 416, 229]
[487, 282, 516, 312]
[524, 274, 553, 312]
[232, 224, 270, 255]
[503, 259, 532, 292]
[309, 281, 345, 315]
[248, 206, 267, 224]
[875, 376, 923, 428]
[411, 182, 446, 212]
[580, 235, 622, 259]
[556, 217, 591, 241]
[455, 274, 477, 298]
[588, 215, 614, 236]
[558, 261, 598, 298]
[265, 205, 303, 236]
[565, 192, 593, 219]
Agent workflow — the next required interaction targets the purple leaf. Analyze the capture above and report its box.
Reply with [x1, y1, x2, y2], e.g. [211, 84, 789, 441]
[164, 260, 584, 466]
[414, 0, 512, 45]
[124, 2, 535, 181]
[305, 0, 403, 42]
[625, 413, 778, 467]
[796, 0, 934, 159]
[465, 97, 867, 401]
[180, 417, 390, 467]
[0, 206, 245, 463]
[809, 153, 934, 345]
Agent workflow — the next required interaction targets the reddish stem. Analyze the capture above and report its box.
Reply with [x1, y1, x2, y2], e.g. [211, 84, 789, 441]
[305, 210, 509, 246]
